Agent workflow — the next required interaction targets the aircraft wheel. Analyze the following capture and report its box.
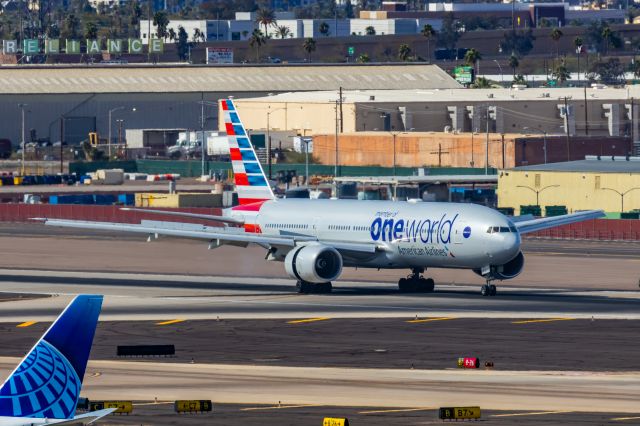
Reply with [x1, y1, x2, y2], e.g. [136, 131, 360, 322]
[481, 284, 490, 297]
[422, 278, 435, 292]
[489, 284, 497, 296]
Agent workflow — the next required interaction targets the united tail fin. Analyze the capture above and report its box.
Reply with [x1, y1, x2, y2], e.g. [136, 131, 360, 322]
[221, 98, 275, 206]
[0, 295, 103, 420]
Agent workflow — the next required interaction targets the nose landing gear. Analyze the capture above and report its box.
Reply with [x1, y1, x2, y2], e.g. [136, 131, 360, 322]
[398, 268, 435, 293]
[481, 281, 497, 296]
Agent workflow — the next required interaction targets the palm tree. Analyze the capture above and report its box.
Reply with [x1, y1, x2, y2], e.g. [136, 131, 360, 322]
[365, 26, 376, 36]
[168, 28, 176, 42]
[275, 25, 290, 39]
[302, 37, 316, 62]
[319, 22, 330, 36]
[602, 26, 613, 55]
[508, 54, 519, 78]
[552, 59, 571, 84]
[256, 8, 276, 38]
[398, 44, 412, 61]
[84, 22, 98, 40]
[550, 27, 563, 57]
[464, 48, 482, 74]
[249, 28, 266, 62]
[421, 24, 436, 62]
[574, 36, 583, 81]
[153, 11, 169, 40]
[357, 53, 370, 63]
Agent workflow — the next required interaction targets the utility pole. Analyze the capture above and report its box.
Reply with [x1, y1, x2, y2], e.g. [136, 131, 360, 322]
[267, 109, 272, 180]
[334, 100, 339, 177]
[59, 116, 64, 174]
[563, 96, 571, 161]
[200, 92, 205, 178]
[19, 104, 26, 176]
[485, 107, 489, 175]
[339, 86, 343, 133]
[430, 143, 450, 167]
[584, 86, 589, 135]
[147, 0, 152, 63]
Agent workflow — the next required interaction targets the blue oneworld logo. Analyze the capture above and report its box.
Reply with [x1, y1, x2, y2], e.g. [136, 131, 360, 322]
[370, 213, 459, 244]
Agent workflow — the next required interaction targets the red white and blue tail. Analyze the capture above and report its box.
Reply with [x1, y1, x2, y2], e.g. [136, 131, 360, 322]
[221, 99, 275, 206]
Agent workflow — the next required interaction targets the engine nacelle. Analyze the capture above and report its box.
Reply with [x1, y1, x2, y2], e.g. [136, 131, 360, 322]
[284, 244, 343, 284]
[474, 251, 525, 280]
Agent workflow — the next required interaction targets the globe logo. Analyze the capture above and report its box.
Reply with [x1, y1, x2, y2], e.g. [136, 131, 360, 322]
[463, 226, 472, 238]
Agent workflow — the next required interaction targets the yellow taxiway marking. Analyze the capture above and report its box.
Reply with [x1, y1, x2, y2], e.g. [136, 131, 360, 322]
[359, 407, 435, 414]
[287, 317, 330, 324]
[512, 318, 576, 324]
[492, 411, 574, 417]
[241, 404, 320, 411]
[406, 317, 455, 324]
[155, 319, 186, 326]
[16, 321, 37, 328]
[612, 416, 640, 421]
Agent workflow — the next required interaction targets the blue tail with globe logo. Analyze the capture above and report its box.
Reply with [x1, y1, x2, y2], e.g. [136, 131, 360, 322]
[0, 295, 103, 420]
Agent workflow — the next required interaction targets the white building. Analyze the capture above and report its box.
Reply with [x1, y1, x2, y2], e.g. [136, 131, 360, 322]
[140, 19, 257, 44]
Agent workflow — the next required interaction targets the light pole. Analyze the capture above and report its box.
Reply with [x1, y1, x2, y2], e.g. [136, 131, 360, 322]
[517, 184, 560, 206]
[523, 127, 549, 164]
[198, 100, 218, 178]
[18, 104, 27, 176]
[108, 106, 136, 159]
[266, 106, 286, 180]
[493, 59, 504, 84]
[601, 187, 640, 213]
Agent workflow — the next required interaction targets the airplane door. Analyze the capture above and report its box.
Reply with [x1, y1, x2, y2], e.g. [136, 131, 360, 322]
[312, 217, 321, 237]
[453, 221, 467, 244]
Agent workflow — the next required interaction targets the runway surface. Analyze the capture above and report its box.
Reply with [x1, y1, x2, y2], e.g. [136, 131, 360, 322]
[0, 270, 638, 321]
[2, 318, 639, 371]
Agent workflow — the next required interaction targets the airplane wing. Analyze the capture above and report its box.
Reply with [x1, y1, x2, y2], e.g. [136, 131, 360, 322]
[50, 408, 117, 425]
[514, 210, 605, 234]
[36, 218, 379, 254]
[120, 207, 245, 225]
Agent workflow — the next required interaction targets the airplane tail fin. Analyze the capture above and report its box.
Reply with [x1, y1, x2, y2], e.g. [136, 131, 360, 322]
[221, 98, 275, 206]
[0, 295, 103, 420]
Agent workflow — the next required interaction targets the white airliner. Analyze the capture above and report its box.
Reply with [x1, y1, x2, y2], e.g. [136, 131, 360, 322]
[39, 99, 603, 296]
[0, 295, 113, 425]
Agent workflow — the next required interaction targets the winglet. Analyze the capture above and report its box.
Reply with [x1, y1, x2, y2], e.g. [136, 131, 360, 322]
[0, 295, 103, 420]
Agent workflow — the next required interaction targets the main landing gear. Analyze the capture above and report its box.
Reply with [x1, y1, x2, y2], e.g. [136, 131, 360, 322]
[398, 268, 435, 293]
[296, 280, 333, 294]
[481, 281, 497, 297]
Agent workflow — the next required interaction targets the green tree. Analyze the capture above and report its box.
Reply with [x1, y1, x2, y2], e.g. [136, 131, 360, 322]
[501, 29, 535, 57]
[365, 25, 376, 35]
[249, 28, 266, 62]
[357, 53, 370, 63]
[588, 58, 625, 84]
[550, 27, 563, 57]
[275, 25, 291, 39]
[256, 8, 276, 37]
[464, 48, 482, 74]
[574, 36, 583, 51]
[168, 27, 176, 42]
[631, 60, 640, 79]
[420, 24, 436, 62]
[512, 74, 527, 86]
[552, 60, 571, 84]
[153, 10, 169, 40]
[344, 0, 354, 19]
[84, 21, 98, 39]
[61, 14, 81, 39]
[302, 37, 316, 61]
[176, 26, 189, 60]
[508, 54, 519, 78]
[601, 26, 622, 54]
[319, 21, 330, 36]
[472, 77, 492, 88]
[437, 13, 460, 51]
[398, 43, 412, 61]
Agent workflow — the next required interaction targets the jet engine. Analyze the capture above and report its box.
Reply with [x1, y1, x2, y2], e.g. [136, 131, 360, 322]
[474, 251, 525, 280]
[284, 244, 343, 283]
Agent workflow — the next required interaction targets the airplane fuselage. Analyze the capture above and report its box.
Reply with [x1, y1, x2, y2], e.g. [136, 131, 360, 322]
[234, 199, 521, 271]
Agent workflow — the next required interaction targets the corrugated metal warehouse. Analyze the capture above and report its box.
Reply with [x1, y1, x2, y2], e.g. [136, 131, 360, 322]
[0, 63, 457, 148]
[497, 157, 640, 214]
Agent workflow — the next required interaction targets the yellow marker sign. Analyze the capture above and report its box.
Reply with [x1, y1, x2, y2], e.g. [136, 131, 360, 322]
[90, 401, 133, 414]
[156, 319, 186, 326]
[287, 317, 330, 324]
[323, 418, 349, 426]
[406, 317, 455, 323]
[439, 406, 481, 420]
[512, 318, 575, 324]
[16, 321, 37, 328]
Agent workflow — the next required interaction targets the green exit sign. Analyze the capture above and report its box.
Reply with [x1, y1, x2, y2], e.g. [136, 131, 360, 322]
[348, 46, 355, 56]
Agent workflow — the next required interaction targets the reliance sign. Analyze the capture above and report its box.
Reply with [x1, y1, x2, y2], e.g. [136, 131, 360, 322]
[2, 39, 165, 55]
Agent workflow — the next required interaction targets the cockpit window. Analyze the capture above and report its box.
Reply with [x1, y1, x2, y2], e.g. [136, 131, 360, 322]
[487, 226, 517, 234]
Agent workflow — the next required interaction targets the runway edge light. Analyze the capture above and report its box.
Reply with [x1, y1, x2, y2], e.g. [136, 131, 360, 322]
[323, 417, 349, 426]
[439, 406, 481, 421]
